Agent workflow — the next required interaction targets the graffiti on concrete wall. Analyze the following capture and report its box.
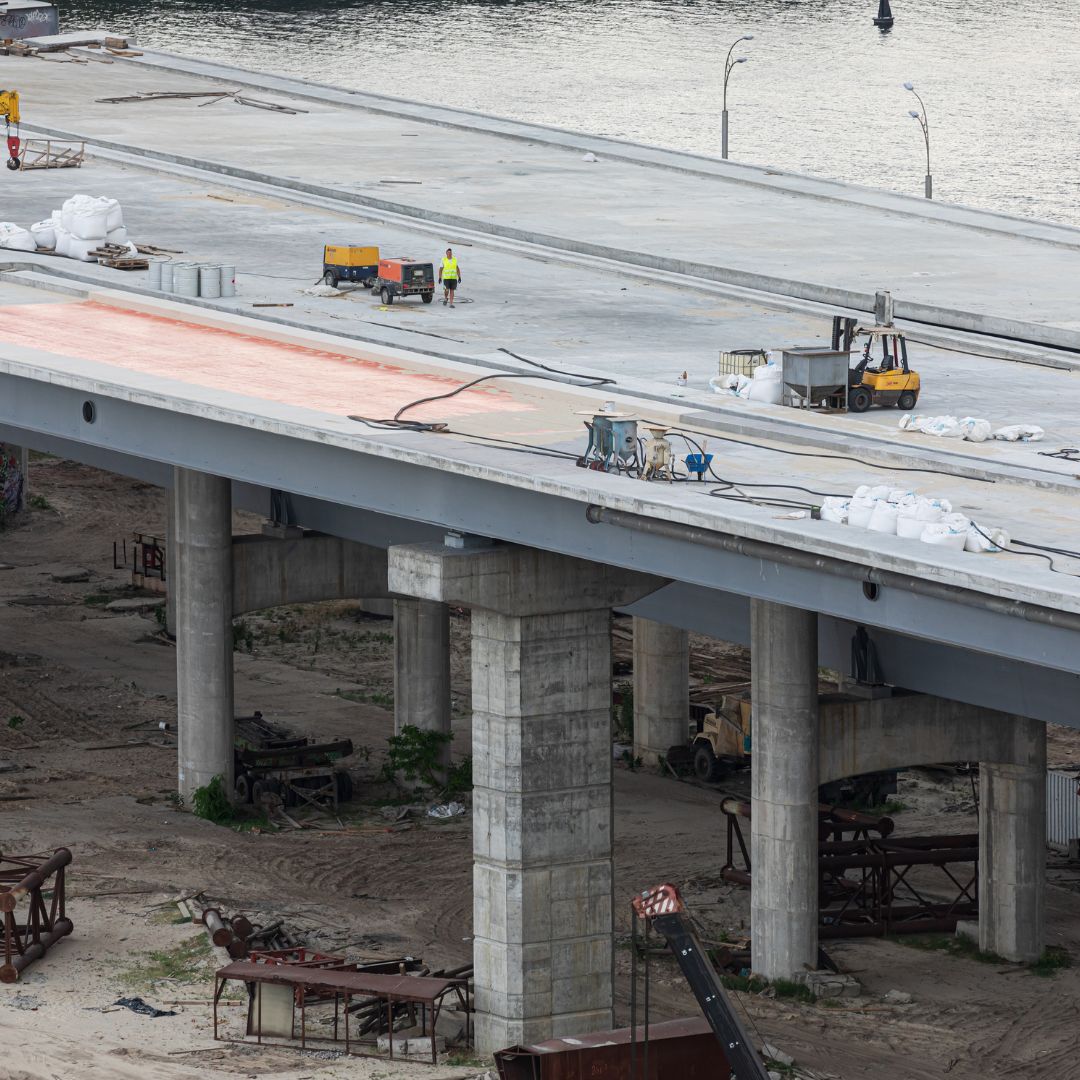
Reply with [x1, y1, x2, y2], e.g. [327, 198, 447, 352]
[0, 446, 25, 518]
[0, 4, 59, 39]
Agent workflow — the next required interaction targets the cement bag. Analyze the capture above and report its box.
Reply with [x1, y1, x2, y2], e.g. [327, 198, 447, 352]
[820, 496, 849, 524]
[897, 497, 948, 538]
[100, 198, 123, 232]
[67, 196, 109, 241]
[0, 223, 36, 252]
[65, 234, 101, 262]
[747, 371, 782, 404]
[965, 522, 1009, 553]
[993, 424, 1045, 443]
[52, 225, 71, 258]
[855, 484, 891, 502]
[107, 225, 129, 245]
[847, 495, 877, 529]
[920, 520, 968, 550]
[867, 500, 899, 535]
[887, 487, 916, 504]
[30, 220, 56, 248]
[959, 417, 991, 442]
[709, 374, 740, 394]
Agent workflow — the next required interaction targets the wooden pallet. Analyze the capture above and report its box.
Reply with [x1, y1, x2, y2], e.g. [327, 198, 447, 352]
[18, 139, 86, 171]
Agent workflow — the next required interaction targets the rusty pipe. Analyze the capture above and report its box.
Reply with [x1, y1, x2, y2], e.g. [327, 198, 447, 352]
[230, 916, 254, 940]
[202, 908, 235, 949]
[0, 918, 74, 982]
[0, 849, 72, 913]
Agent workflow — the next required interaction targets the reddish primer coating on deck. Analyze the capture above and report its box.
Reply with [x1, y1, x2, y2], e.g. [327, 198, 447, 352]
[0, 301, 533, 421]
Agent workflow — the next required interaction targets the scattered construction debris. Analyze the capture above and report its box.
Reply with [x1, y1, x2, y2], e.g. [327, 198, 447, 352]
[213, 958, 471, 1062]
[15, 138, 85, 171]
[96, 90, 307, 115]
[0, 848, 73, 983]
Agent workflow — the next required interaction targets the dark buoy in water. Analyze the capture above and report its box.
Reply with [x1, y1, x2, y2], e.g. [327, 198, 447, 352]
[874, 0, 894, 27]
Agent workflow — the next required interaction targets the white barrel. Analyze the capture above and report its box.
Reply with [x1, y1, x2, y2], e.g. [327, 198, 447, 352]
[160, 261, 174, 293]
[147, 259, 162, 290]
[175, 263, 200, 298]
[199, 264, 221, 299]
[219, 265, 236, 298]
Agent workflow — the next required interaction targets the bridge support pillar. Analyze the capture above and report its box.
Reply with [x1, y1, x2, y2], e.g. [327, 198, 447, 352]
[174, 467, 234, 804]
[165, 490, 176, 638]
[394, 598, 452, 762]
[632, 617, 688, 766]
[389, 541, 662, 1052]
[750, 598, 819, 981]
[980, 720, 1046, 962]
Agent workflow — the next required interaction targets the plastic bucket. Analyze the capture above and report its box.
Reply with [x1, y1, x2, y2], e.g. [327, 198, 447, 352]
[147, 259, 162, 290]
[219, 264, 236, 298]
[160, 261, 175, 293]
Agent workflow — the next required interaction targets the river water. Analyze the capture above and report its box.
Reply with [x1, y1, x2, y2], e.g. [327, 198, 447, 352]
[63, 1, 1080, 226]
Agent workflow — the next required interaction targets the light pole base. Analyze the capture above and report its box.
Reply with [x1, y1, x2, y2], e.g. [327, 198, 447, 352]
[924, 173, 933, 199]
[722, 109, 729, 160]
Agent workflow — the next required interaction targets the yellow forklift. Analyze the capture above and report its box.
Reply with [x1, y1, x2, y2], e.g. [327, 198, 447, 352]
[832, 316, 921, 413]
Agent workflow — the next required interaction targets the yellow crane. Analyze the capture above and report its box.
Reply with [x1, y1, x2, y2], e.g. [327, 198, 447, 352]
[1, 89, 22, 170]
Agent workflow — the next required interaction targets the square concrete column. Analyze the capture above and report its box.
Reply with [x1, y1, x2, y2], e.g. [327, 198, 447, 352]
[750, 598, 819, 981]
[388, 542, 663, 1053]
[394, 598, 452, 761]
[980, 718, 1046, 962]
[174, 467, 234, 804]
[632, 616, 689, 765]
[165, 489, 176, 639]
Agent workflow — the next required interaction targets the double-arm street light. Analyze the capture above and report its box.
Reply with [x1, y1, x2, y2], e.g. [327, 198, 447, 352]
[904, 81, 932, 199]
[722, 34, 753, 160]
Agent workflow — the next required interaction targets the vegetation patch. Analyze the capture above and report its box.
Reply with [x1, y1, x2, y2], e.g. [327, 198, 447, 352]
[120, 934, 213, 989]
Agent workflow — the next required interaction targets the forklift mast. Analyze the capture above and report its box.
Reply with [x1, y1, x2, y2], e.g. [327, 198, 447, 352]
[632, 884, 770, 1080]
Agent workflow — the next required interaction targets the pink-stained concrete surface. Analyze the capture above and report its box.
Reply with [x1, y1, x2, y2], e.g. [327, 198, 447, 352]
[0, 300, 533, 422]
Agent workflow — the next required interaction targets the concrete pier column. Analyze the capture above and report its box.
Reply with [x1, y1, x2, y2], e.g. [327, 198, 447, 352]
[980, 719, 1046, 962]
[632, 617, 689, 765]
[165, 489, 176, 639]
[388, 542, 663, 1053]
[174, 467, 234, 804]
[750, 598, 819, 981]
[394, 598, 452, 757]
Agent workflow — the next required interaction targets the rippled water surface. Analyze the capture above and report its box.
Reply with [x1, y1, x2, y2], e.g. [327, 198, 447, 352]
[63, 1, 1080, 224]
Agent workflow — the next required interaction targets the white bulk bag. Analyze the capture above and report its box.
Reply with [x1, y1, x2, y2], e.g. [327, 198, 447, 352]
[847, 496, 877, 529]
[867, 500, 899, 534]
[66, 234, 101, 262]
[106, 225, 129, 245]
[993, 424, 1045, 443]
[920, 521, 968, 550]
[958, 417, 992, 442]
[0, 223, 36, 252]
[30, 220, 56, 248]
[820, 497, 849, 524]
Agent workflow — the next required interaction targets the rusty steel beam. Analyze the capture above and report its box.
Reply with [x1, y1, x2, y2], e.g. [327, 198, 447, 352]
[0, 848, 73, 982]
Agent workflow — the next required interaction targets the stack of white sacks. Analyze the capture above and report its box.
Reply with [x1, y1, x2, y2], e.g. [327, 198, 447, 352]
[820, 484, 1009, 554]
[710, 358, 784, 405]
[0, 195, 137, 261]
[899, 414, 1044, 443]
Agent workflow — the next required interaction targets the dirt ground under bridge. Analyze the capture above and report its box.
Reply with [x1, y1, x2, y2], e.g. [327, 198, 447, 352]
[2, 457, 1080, 1080]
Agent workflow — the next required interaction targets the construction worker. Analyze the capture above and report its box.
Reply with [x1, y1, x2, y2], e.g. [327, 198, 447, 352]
[439, 248, 460, 307]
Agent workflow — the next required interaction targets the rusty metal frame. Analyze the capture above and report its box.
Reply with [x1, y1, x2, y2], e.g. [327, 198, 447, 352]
[719, 801, 978, 937]
[0, 848, 73, 982]
[212, 961, 469, 1064]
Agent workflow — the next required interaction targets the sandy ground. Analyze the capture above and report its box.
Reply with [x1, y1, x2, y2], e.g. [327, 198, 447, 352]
[3, 458, 1080, 1079]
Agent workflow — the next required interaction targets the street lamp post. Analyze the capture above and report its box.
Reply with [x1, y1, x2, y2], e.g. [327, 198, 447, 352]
[903, 81, 932, 199]
[722, 34, 753, 160]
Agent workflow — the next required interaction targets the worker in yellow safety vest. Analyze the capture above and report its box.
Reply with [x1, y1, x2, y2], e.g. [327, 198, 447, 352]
[439, 248, 461, 307]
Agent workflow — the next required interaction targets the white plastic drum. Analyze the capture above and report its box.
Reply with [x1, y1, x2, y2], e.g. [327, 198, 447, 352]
[219, 265, 236, 298]
[160, 261, 174, 293]
[147, 259, 162, 290]
[175, 263, 200, 298]
[199, 264, 221, 299]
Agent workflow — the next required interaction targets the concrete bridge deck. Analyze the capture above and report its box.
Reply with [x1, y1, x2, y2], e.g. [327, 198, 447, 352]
[11, 45, 1080, 350]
